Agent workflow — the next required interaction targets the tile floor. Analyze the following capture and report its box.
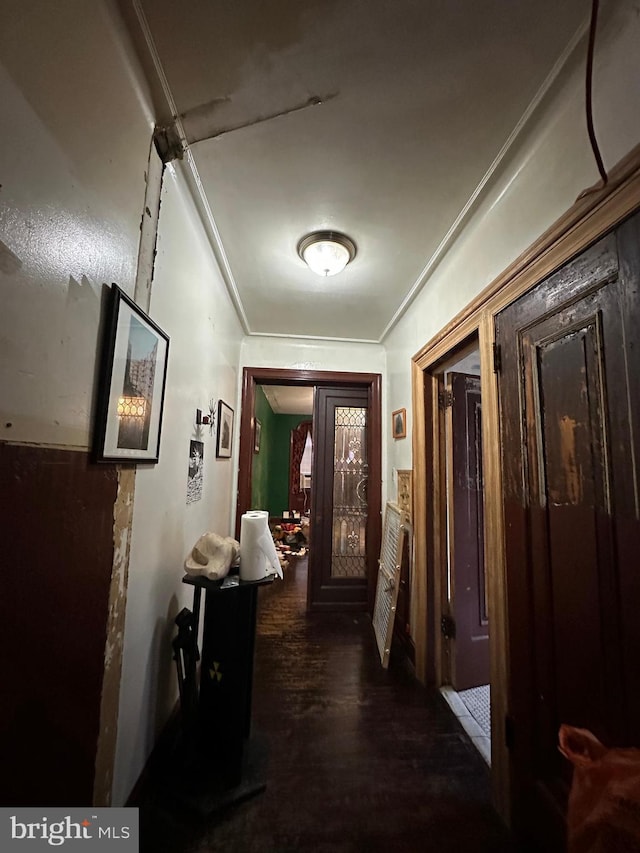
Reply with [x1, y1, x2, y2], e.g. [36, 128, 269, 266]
[440, 684, 491, 765]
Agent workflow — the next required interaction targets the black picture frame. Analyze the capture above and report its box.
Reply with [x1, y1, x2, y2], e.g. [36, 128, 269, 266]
[216, 399, 234, 458]
[93, 284, 169, 463]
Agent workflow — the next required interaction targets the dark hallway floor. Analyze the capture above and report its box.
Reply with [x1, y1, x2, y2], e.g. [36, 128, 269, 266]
[138, 558, 517, 852]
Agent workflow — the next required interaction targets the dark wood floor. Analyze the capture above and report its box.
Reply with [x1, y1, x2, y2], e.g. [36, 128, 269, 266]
[138, 558, 517, 852]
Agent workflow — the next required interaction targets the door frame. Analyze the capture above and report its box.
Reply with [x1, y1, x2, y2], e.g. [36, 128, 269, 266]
[237, 367, 382, 613]
[411, 143, 640, 825]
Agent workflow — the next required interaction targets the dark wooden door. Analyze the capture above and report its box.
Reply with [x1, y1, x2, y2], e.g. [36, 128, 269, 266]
[497, 210, 640, 850]
[448, 372, 489, 690]
[309, 386, 372, 610]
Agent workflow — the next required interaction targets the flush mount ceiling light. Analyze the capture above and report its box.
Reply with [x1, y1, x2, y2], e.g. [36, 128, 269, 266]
[297, 231, 357, 277]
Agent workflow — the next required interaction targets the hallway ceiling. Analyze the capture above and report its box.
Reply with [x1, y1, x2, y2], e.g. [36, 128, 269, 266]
[262, 385, 314, 416]
[121, 0, 588, 343]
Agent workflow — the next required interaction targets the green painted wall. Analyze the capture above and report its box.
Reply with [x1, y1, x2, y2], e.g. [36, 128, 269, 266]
[250, 385, 275, 511]
[250, 389, 310, 516]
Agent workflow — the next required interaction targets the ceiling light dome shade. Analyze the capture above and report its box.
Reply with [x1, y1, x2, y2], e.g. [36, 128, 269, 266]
[298, 231, 356, 277]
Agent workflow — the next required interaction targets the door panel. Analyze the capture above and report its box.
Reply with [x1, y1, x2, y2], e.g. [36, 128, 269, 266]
[309, 387, 371, 610]
[448, 372, 489, 690]
[497, 210, 640, 850]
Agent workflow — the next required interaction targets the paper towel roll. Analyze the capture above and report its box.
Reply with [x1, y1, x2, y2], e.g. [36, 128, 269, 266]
[240, 512, 283, 581]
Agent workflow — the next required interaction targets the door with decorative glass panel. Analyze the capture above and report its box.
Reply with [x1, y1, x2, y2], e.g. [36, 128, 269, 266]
[309, 386, 373, 610]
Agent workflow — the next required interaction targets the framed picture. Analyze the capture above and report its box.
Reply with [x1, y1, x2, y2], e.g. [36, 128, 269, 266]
[94, 284, 169, 463]
[392, 408, 407, 440]
[254, 418, 262, 453]
[187, 440, 204, 504]
[216, 400, 234, 458]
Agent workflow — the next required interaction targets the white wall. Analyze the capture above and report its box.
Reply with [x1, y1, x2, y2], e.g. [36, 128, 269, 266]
[384, 0, 640, 489]
[241, 335, 386, 375]
[111, 165, 245, 805]
[0, 0, 154, 447]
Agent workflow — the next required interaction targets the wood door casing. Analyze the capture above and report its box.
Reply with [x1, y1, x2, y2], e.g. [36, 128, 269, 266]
[447, 372, 489, 691]
[497, 210, 640, 849]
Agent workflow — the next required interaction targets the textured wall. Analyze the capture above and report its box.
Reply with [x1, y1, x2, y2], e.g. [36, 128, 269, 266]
[111, 165, 245, 806]
[0, 0, 154, 806]
[0, 0, 153, 449]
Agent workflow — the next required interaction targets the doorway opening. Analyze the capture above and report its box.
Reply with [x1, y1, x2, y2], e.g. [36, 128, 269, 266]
[433, 340, 491, 765]
[251, 383, 314, 515]
[250, 384, 314, 563]
[237, 367, 382, 613]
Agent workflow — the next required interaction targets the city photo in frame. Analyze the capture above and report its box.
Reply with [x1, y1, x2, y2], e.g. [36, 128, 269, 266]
[94, 285, 169, 463]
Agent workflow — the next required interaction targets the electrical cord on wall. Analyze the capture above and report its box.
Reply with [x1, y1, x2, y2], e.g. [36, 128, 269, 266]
[578, 0, 609, 198]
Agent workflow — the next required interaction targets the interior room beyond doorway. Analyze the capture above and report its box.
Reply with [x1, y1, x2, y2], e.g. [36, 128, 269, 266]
[251, 384, 314, 519]
[237, 367, 382, 614]
[438, 344, 490, 765]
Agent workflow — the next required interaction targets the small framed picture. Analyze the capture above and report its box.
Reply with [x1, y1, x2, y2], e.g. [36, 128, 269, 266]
[392, 408, 407, 440]
[93, 284, 169, 463]
[187, 439, 204, 504]
[254, 418, 262, 453]
[216, 400, 234, 458]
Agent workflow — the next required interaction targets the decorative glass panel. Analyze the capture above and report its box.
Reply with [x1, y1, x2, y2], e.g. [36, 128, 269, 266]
[331, 406, 368, 577]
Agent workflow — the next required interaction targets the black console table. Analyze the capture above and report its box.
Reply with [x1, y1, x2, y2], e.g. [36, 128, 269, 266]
[171, 571, 274, 815]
